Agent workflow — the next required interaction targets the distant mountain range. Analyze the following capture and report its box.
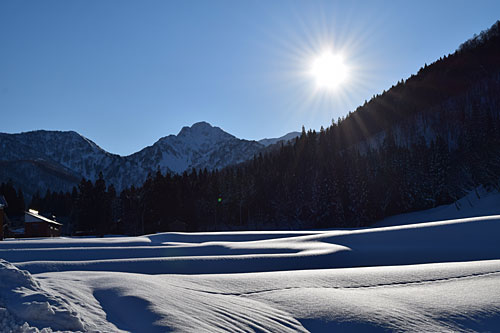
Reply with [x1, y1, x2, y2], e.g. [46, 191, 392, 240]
[0, 122, 300, 198]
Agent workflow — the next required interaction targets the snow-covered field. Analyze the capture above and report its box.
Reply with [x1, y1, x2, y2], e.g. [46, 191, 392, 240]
[1, 191, 500, 332]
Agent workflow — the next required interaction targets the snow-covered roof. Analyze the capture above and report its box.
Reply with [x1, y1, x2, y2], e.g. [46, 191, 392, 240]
[25, 211, 62, 226]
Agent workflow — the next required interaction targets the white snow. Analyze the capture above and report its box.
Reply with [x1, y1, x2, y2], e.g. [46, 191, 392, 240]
[373, 187, 500, 227]
[0, 189, 499, 332]
[0, 259, 84, 332]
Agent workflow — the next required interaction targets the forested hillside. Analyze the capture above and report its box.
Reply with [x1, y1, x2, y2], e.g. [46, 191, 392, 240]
[21, 21, 500, 234]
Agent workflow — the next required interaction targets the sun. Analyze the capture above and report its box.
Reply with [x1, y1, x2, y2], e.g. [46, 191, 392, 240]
[310, 51, 348, 90]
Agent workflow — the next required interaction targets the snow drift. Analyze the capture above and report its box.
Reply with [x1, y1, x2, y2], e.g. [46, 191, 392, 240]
[0, 259, 84, 332]
[0, 211, 499, 331]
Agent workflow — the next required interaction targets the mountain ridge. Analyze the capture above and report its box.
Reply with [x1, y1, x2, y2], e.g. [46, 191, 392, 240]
[0, 122, 300, 198]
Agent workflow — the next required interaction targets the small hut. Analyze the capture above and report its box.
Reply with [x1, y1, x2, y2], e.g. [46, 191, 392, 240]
[24, 209, 62, 238]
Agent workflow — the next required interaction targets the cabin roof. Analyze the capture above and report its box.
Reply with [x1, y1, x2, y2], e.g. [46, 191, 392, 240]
[25, 211, 62, 226]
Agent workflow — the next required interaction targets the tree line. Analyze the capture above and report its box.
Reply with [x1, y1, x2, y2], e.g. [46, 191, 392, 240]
[19, 81, 500, 235]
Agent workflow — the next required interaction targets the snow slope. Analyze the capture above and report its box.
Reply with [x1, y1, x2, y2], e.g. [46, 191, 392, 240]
[373, 187, 500, 227]
[1, 211, 500, 332]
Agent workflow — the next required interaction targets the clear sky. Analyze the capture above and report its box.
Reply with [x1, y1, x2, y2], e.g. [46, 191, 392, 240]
[1, 0, 499, 156]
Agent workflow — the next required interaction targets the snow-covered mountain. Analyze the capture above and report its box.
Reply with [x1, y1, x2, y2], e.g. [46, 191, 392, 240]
[258, 131, 301, 147]
[0, 122, 298, 197]
[127, 121, 264, 175]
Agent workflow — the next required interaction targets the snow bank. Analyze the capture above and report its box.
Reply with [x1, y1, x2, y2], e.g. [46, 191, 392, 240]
[36, 271, 307, 332]
[0, 236, 151, 249]
[1, 209, 499, 331]
[36, 260, 500, 332]
[373, 187, 500, 227]
[7, 215, 500, 275]
[0, 260, 84, 332]
[147, 230, 320, 244]
[0, 306, 53, 333]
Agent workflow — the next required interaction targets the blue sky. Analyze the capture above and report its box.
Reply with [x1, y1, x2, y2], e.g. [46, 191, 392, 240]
[1, 0, 499, 155]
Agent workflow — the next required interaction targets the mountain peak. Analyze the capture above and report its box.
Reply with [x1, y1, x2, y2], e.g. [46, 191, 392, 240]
[177, 121, 235, 141]
[191, 121, 213, 129]
[1, 123, 299, 197]
[178, 121, 212, 134]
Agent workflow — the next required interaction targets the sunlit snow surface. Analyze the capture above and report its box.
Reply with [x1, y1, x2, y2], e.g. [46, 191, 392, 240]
[1, 195, 500, 331]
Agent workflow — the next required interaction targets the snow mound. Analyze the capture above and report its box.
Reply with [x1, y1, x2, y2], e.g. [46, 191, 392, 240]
[0, 259, 39, 290]
[8, 215, 500, 275]
[0, 260, 84, 332]
[37, 260, 500, 332]
[1, 210, 500, 331]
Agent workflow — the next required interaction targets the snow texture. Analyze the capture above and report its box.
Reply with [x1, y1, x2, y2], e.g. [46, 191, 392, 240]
[0, 259, 84, 332]
[0, 189, 499, 332]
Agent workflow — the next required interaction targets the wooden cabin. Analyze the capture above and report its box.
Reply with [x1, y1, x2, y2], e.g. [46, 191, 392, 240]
[24, 209, 62, 238]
